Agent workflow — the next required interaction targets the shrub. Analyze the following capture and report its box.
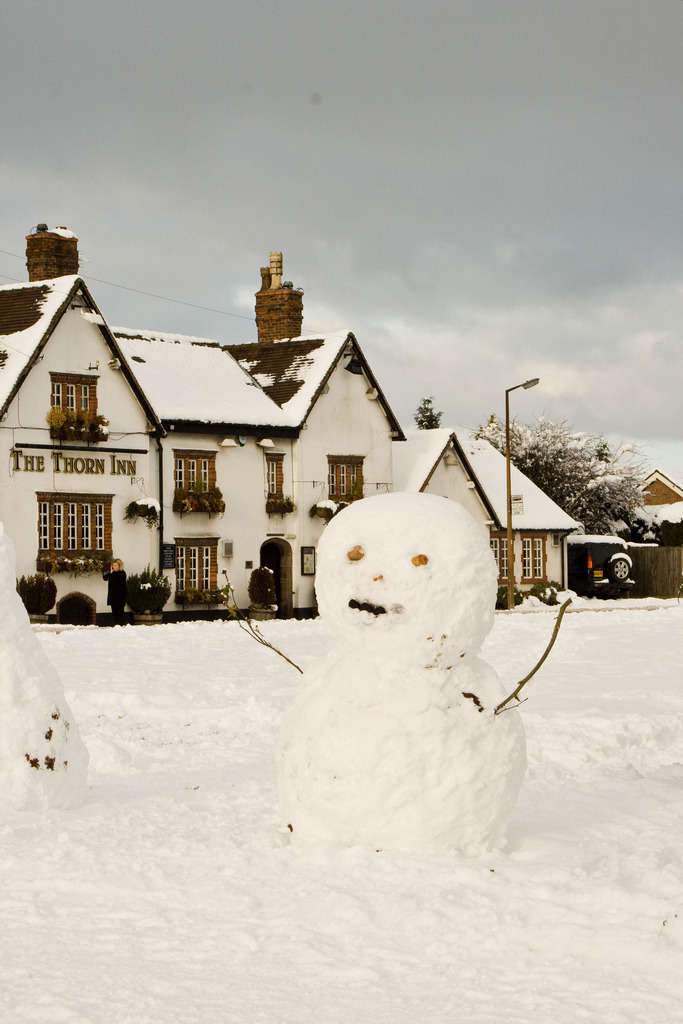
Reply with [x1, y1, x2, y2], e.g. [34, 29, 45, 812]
[248, 566, 277, 608]
[16, 573, 57, 615]
[526, 581, 562, 606]
[496, 585, 523, 609]
[126, 565, 172, 614]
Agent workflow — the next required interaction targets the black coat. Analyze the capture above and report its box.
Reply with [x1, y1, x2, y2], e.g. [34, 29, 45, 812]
[103, 568, 127, 606]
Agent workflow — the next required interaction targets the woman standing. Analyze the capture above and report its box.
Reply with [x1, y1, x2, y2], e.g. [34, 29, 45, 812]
[103, 558, 128, 625]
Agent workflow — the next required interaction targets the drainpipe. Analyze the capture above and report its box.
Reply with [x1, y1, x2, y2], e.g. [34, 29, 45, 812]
[156, 436, 164, 571]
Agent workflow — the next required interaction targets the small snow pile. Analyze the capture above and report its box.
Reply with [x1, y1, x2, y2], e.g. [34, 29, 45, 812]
[0, 523, 88, 811]
[279, 492, 526, 856]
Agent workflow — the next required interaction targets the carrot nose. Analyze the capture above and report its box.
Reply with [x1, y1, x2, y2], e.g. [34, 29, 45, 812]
[373, 574, 383, 582]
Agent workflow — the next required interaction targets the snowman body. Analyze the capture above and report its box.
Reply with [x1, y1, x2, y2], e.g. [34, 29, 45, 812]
[278, 492, 526, 855]
[0, 523, 88, 812]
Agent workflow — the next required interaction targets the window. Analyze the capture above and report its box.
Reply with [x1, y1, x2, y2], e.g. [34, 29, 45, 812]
[50, 373, 97, 413]
[328, 456, 364, 500]
[490, 535, 508, 581]
[175, 538, 218, 591]
[37, 493, 112, 554]
[266, 453, 284, 496]
[173, 450, 216, 490]
[520, 533, 546, 581]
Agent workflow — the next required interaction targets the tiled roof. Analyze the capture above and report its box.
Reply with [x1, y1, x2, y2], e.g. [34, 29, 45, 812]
[0, 283, 52, 337]
[227, 339, 328, 408]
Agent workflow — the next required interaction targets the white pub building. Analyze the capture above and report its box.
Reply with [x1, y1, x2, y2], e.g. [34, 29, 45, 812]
[0, 226, 575, 624]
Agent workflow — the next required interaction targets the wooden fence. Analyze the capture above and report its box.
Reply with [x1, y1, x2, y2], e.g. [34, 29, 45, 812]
[628, 546, 683, 599]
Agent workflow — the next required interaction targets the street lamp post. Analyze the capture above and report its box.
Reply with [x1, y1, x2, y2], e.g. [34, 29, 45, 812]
[505, 377, 539, 610]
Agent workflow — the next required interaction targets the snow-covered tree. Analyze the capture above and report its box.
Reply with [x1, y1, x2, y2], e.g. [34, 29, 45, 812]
[476, 415, 645, 534]
[414, 397, 443, 430]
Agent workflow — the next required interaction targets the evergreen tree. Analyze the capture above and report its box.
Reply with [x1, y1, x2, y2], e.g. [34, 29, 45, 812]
[476, 414, 644, 534]
[414, 397, 443, 430]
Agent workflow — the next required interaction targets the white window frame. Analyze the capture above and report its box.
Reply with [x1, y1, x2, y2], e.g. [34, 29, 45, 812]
[81, 503, 91, 549]
[39, 502, 50, 550]
[53, 503, 63, 550]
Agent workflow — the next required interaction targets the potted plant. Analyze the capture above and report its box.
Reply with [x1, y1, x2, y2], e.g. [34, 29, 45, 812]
[126, 565, 172, 623]
[172, 481, 226, 518]
[174, 587, 223, 606]
[124, 499, 160, 529]
[46, 407, 109, 443]
[16, 573, 57, 622]
[265, 495, 296, 517]
[37, 550, 112, 576]
[247, 566, 277, 620]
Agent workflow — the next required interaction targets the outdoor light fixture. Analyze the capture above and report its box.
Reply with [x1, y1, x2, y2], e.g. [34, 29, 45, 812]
[505, 377, 540, 611]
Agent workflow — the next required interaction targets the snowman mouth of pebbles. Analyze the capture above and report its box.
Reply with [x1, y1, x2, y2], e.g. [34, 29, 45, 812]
[348, 598, 405, 619]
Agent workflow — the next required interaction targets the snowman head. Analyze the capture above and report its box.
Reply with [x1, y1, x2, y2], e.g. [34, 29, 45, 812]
[315, 492, 498, 667]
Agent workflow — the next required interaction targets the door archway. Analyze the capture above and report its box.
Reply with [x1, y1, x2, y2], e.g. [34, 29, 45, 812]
[260, 539, 293, 618]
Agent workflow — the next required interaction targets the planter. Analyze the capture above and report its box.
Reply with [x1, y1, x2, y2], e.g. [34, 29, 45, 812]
[28, 613, 49, 623]
[248, 608, 276, 621]
[133, 613, 164, 625]
[265, 496, 296, 517]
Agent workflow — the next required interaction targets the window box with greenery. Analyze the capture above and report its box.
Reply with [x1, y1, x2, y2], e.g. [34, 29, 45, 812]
[37, 550, 112, 576]
[126, 565, 172, 622]
[265, 495, 296, 517]
[46, 407, 109, 443]
[247, 566, 277, 620]
[16, 573, 57, 621]
[124, 499, 160, 529]
[172, 482, 225, 518]
[175, 587, 224, 606]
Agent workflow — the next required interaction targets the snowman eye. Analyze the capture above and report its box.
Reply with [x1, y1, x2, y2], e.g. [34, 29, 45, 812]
[412, 554, 429, 566]
[347, 545, 365, 562]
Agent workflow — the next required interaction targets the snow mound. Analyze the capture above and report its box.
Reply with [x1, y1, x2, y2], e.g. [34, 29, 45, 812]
[0, 523, 89, 811]
[279, 492, 526, 855]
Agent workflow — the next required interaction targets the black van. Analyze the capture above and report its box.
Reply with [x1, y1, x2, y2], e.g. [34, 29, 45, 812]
[567, 536, 635, 598]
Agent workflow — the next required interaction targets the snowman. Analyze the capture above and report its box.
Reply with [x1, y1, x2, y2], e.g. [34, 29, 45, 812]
[278, 492, 526, 856]
[0, 523, 88, 811]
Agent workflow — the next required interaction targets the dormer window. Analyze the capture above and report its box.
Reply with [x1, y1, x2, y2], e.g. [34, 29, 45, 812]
[50, 373, 98, 414]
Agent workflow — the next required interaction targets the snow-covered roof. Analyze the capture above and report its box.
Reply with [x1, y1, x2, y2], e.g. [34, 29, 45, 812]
[0, 276, 79, 412]
[228, 334, 351, 424]
[114, 328, 293, 428]
[394, 427, 578, 531]
[392, 428, 454, 493]
[228, 334, 404, 435]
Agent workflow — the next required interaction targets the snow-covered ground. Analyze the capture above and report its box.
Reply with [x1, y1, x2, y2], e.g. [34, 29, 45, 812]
[2, 605, 682, 1023]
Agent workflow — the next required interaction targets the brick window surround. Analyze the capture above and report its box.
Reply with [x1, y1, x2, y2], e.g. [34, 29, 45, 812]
[328, 456, 364, 500]
[37, 492, 113, 554]
[175, 537, 218, 591]
[266, 453, 285, 495]
[521, 534, 547, 582]
[491, 532, 547, 583]
[50, 373, 98, 414]
[490, 535, 509, 581]
[173, 450, 217, 490]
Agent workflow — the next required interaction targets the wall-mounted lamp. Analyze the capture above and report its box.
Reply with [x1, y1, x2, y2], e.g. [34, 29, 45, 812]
[257, 438, 274, 448]
[220, 438, 238, 447]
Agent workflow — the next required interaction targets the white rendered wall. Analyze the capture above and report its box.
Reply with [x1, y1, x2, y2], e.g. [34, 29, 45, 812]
[292, 359, 395, 612]
[0, 305, 156, 612]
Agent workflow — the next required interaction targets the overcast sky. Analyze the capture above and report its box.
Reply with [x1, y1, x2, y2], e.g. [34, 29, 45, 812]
[2, 0, 681, 474]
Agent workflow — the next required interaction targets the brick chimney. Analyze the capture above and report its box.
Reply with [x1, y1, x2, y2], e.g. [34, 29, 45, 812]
[26, 224, 79, 282]
[254, 252, 303, 343]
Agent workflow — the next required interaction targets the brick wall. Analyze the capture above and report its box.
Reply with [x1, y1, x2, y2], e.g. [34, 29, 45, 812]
[643, 478, 682, 505]
[255, 287, 303, 343]
[26, 230, 79, 281]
